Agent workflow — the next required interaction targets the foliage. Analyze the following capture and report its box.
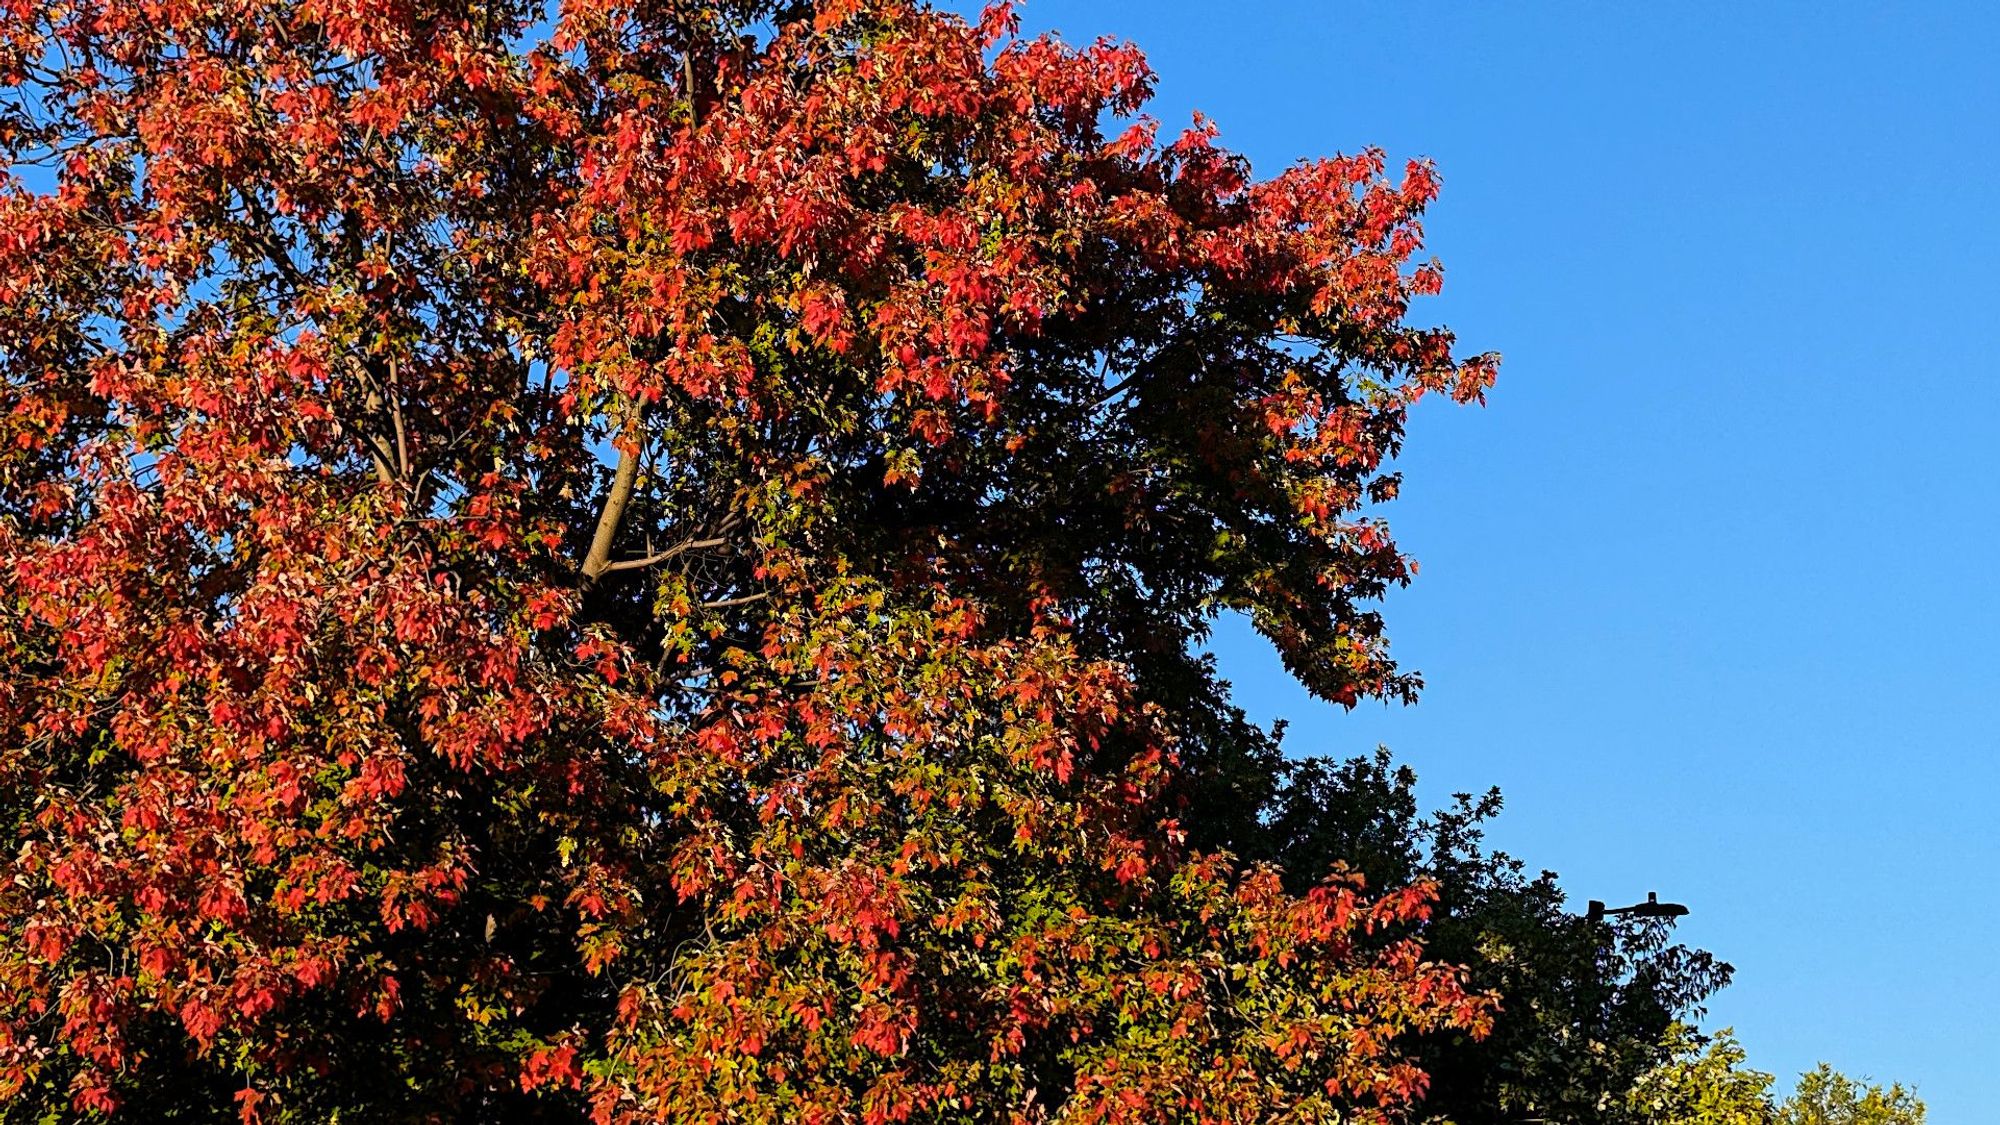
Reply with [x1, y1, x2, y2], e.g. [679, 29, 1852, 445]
[1620, 1029, 1925, 1125]
[1775, 1065, 1924, 1125]
[0, 0, 1498, 1120]
[1626, 1027, 1776, 1125]
[1223, 745, 1734, 1124]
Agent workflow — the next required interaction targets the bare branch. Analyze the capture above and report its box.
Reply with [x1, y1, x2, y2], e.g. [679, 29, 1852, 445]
[388, 354, 412, 481]
[579, 406, 644, 582]
[600, 535, 729, 575]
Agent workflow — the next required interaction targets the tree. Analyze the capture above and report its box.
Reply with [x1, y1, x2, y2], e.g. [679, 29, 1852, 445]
[1775, 1065, 1924, 1125]
[1213, 743, 1734, 1124]
[0, 0, 1500, 1119]
[1617, 1029, 1924, 1125]
[1625, 1027, 1776, 1125]
[1189, 728, 1923, 1125]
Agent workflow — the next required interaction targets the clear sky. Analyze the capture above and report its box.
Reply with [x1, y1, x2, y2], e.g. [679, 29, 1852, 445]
[996, 1, 2000, 1118]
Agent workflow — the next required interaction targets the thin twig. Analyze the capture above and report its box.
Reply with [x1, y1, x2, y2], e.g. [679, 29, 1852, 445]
[600, 535, 729, 574]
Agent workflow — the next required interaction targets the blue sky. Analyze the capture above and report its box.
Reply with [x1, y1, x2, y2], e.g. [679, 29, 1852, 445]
[1001, 1, 2000, 1117]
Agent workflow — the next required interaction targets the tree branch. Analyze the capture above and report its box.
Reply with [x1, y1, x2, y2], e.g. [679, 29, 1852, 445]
[579, 406, 644, 583]
[233, 190, 407, 486]
[387, 354, 412, 480]
[600, 534, 729, 574]
[579, 54, 707, 585]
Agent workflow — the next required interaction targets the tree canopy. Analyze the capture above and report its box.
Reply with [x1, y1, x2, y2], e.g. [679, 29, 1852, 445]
[1626, 1030, 1925, 1125]
[0, 0, 1918, 1121]
[0, 0, 1498, 1119]
[1775, 1065, 1924, 1125]
[1244, 748, 1735, 1124]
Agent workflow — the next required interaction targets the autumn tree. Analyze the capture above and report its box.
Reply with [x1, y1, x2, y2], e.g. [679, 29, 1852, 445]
[0, 0, 1499, 1120]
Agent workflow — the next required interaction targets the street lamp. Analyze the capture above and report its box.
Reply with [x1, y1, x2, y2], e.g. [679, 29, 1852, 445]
[1585, 891, 1688, 922]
